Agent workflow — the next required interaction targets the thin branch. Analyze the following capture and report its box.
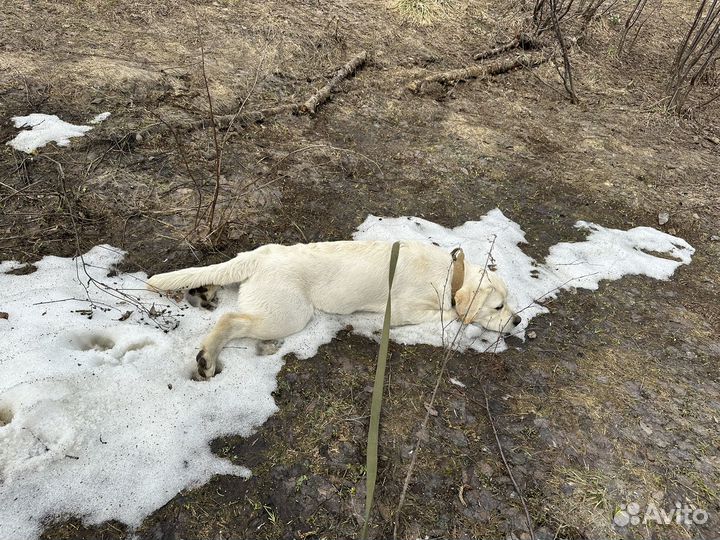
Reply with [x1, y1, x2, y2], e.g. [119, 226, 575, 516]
[482, 387, 536, 540]
[549, 0, 579, 103]
[618, 0, 649, 56]
[392, 238, 499, 539]
[193, 9, 222, 232]
[667, 0, 720, 112]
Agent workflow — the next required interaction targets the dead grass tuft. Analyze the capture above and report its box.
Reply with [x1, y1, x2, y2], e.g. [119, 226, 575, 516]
[394, 0, 453, 26]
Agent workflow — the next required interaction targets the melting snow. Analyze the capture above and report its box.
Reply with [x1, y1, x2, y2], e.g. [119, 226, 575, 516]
[90, 112, 111, 124]
[7, 111, 111, 153]
[0, 210, 694, 539]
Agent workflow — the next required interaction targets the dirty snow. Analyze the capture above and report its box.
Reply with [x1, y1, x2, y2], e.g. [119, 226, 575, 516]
[7, 112, 111, 153]
[0, 210, 693, 539]
[89, 112, 111, 124]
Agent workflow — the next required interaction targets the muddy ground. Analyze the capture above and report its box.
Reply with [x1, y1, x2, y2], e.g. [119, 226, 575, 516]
[2, 0, 719, 538]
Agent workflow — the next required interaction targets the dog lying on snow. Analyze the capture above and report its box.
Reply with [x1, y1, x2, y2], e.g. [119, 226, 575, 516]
[147, 241, 521, 379]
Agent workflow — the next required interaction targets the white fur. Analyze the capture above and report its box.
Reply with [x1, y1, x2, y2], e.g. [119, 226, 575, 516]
[147, 241, 519, 378]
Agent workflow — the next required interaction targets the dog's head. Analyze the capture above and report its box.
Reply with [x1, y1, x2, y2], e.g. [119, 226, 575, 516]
[453, 264, 521, 334]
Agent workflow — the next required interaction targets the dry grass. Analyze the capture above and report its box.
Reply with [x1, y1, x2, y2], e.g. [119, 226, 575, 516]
[394, 0, 453, 25]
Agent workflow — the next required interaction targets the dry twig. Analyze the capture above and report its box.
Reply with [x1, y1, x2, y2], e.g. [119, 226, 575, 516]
[392, 238, 500, 539]
[549, 0, 579, 103]
[193, 10, 222, 233]
[482, 388, 536, 540]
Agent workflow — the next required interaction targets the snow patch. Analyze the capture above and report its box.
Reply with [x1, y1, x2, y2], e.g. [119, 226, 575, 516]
[7, 114, 92, 153]
[352, 210, 694, 350]
[0, 211, 693, 539]
[89, 112, 111, 124]
[6, 111, 110, 153]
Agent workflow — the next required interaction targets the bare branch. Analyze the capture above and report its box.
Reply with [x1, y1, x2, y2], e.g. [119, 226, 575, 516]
[666, 0, 720, 113]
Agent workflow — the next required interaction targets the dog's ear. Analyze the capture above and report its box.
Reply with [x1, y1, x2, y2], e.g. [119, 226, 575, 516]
[450, 248, 465, 300]
[454, 286, 491, 324]
[453, 289, 468, 320]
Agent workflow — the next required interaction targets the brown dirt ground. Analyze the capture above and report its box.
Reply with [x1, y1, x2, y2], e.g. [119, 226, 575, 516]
[2, 0, 719, 539]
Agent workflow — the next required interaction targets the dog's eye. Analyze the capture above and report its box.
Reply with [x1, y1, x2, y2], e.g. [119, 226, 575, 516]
[495, 304, 504, 311]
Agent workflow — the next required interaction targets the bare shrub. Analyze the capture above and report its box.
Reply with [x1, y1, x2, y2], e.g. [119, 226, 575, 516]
[533, 0, 576, 36]
[666, 0, 720, 113]
[617, 0, 653, 56]
[532, 0, 579, 102]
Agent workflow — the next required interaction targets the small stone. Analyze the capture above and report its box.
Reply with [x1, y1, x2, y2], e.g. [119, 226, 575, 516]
[711, 235, 719, 241]
[654, 436, 669, 448]
[639, 421, 653, 436]
[527, 330, 537, 339]
[401, 444, 415, 460]
[479, 462, 494, 477]
[705, 135, 720, 145]
[0, 312, 8, 320]
[447, 429, 468, 447]
[658, 212, 670, 225]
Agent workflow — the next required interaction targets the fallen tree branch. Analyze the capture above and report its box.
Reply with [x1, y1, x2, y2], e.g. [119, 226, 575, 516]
[473, 34, 543, 60]
[186, 104, 299, 133]
[105, 51, 368, 144]
[409, 53, 550, 92]
[300, 50, 368, 114]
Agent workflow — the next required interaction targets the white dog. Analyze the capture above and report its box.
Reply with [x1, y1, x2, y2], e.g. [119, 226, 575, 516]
[147, 241, 520, 379]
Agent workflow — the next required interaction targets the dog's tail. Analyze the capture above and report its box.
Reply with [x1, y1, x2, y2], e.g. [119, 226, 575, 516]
[146, 252, 257, 291]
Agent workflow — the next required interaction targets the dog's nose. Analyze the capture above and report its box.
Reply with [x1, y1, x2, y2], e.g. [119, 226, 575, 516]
[512, 315, 522, 326]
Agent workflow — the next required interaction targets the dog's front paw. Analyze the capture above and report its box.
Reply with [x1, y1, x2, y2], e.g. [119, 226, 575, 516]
[194, 349, 216, 380]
